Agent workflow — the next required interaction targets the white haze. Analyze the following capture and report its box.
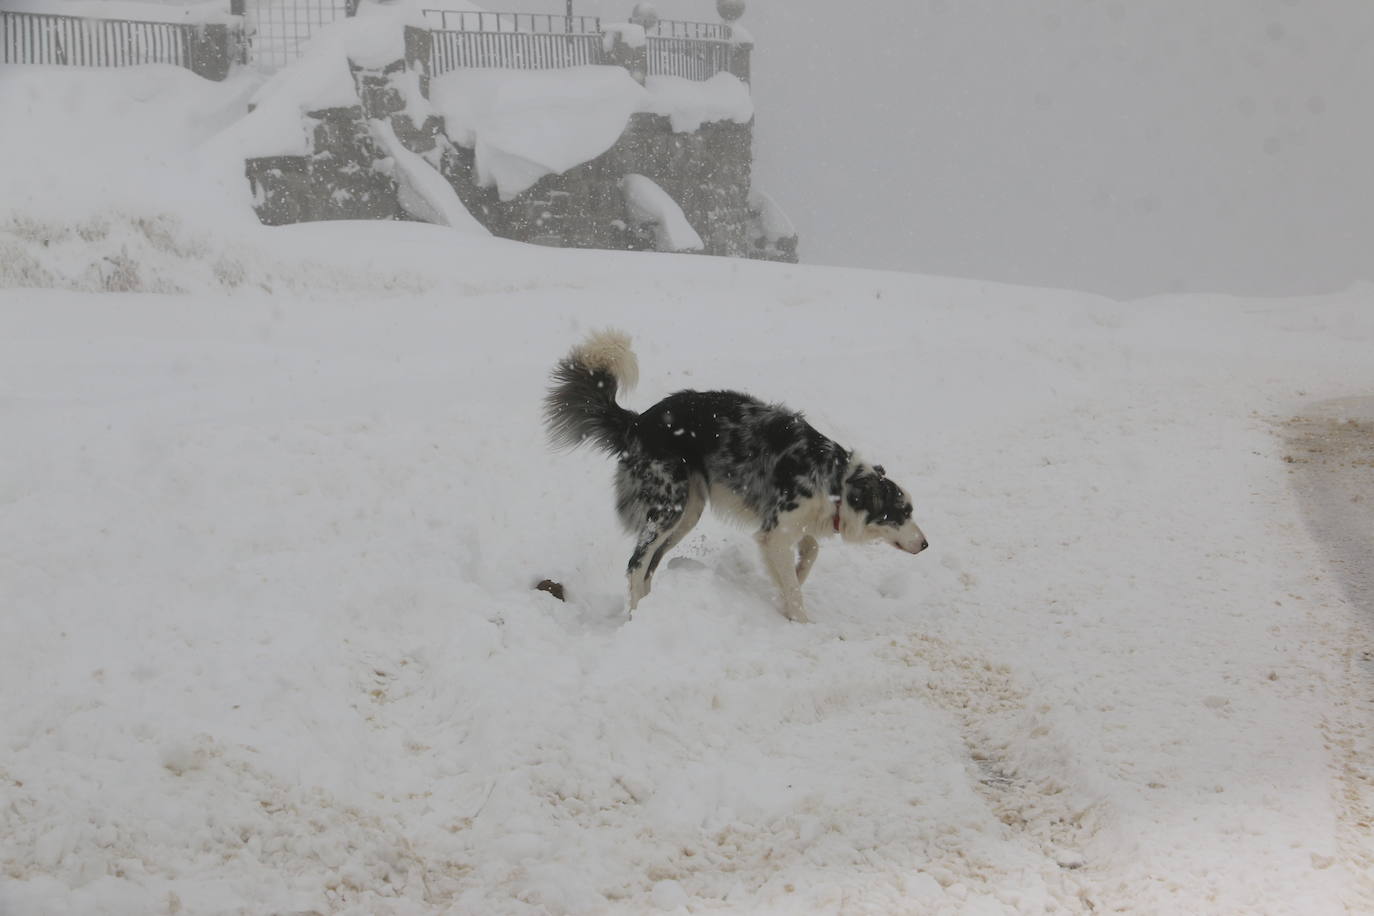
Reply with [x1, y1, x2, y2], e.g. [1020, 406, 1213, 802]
[70, 0, 1374, 297]
[492, 0, 1374, 299]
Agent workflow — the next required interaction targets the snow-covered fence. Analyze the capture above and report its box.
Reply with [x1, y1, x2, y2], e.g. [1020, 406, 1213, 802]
[0, 9, 240, 80]
[412, 10, 747, 82]
[231, 0, 350, 72]
[647, 19, 749, 83]
[421, 11, 604, 73]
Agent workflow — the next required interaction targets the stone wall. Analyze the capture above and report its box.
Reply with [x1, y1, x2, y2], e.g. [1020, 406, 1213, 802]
[246, 105, 399, 226]
[610, 114, 755, 257]
[246, 45, 797, 262]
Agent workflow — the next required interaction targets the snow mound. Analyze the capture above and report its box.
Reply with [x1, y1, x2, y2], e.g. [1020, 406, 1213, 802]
[621, 174, 703, 252]
[748, 188, 796, 240]
[0, 65, 256, 225]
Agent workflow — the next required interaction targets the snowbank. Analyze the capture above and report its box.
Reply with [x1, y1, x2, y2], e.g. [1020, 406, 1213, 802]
[0, 64, 492, 294]
[0, 65, 255, 223]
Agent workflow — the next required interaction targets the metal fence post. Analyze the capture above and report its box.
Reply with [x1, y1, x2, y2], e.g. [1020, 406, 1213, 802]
[186, 21, 235, 80]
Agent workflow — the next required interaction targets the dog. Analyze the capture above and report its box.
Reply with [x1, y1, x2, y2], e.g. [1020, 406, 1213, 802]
[544, 330, 928, 622]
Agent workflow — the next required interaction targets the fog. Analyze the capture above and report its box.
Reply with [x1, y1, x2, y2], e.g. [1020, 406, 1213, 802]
[483, 0, 1374, 299]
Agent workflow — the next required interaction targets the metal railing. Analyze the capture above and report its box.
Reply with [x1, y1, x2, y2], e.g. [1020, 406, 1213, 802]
[647, 34, 734, 82]
[234, 0, 348, 72]
[1, 9, 190, 69]
[649, 19, 729, 41]
[415, 12, 745, 81]
[420, 11, 600, 35]
[422, 12, 604, 74]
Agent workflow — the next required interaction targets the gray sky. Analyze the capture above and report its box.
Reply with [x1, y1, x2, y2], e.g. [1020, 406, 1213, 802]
[315, 0, 1369, 297]
[498, 0, 1370, 299]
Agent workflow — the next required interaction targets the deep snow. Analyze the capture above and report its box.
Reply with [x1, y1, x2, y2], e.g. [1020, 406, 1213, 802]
[2, 63, 1374, 916]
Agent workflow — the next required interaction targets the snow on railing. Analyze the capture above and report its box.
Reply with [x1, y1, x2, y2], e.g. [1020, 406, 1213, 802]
[420, 10, 604, 72]
[416, 10, 747, 82]
[0, 4, 747, 84]
[649, 19, 728, 41]
[0, 8, 239, 80]
[232, 0, 349, 73]
[420, 11, 602, 35]
[646, 19, 748, 83]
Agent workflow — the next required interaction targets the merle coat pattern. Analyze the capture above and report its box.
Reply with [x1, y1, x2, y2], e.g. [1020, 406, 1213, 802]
[544, 330, 928, 621]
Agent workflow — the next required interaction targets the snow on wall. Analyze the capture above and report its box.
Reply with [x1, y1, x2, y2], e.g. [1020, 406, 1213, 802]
[620, 173, 703, 252]
[748, 188, 795, 240]
[429, 66, 649, 200]
[645, 72, 754, 134]
[429, 66, 754, 201]
[372, 119, 487, 233]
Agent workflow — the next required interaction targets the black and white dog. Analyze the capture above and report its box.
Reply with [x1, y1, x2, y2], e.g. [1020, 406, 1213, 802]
[544, 330, 928, 622]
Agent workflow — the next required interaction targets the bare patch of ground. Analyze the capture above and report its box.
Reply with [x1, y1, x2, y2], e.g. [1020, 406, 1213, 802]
[1282, 398, 1374, 906]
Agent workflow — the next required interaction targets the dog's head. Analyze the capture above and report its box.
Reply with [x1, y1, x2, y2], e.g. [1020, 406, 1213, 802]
[837, 461, 928, 555]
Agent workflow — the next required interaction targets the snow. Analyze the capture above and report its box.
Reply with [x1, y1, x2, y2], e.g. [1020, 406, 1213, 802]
[427, 67, 754, 199]
[4, 61, 1374, 916]
[725, 23, 754, 47]
[0, 65, 258, 229]
[429, 66, 649, 200]
[620, 174, 703, 252]
[645, 72, 753, 133]
[237, 10, 422, 141]
[371, 119, 488, 234]
[748, 187, 795, 239]
[602, 21, 647, 51]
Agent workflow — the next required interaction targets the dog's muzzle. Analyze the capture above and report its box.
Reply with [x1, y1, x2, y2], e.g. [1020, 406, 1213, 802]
[899, 537, 929, 555]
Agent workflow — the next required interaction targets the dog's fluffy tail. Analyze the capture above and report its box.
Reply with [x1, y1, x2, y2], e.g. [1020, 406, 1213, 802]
[544, 329, 640, 455]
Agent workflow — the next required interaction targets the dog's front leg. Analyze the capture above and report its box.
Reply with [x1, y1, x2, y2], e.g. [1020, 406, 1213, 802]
[757, 530, 809, 623]
[795, 535, 820, 585]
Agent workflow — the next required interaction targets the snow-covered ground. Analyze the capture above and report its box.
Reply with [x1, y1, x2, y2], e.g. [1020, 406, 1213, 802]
[3, 63, 1374, 915]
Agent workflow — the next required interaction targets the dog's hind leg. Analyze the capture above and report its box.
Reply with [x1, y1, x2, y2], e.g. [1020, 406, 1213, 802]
[795, 535, 820, 585]
[617, 456, 691, 611]
[628, 527, 675, 611]
[757, 529, 809, 623]
[646, 473, 706, 581]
